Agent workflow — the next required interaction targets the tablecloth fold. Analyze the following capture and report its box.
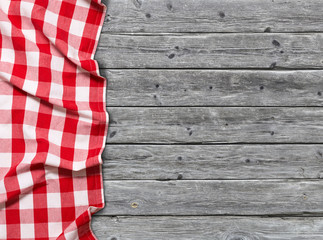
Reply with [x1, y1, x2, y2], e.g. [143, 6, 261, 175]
[0, 0, 109, 239]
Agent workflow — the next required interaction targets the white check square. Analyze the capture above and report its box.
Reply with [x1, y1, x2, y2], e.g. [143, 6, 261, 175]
[26, 51, 40, 67]
[21, 153, 36, 165]
[0, 21, 11, 36]
[17, 168, 33, 190]
[19, 194, 34, 210]
[74, 190, 89, 206]
[20, 1, 34, 18]
[76, 0, 90, 8]
[24, 90, 41, 110]
[64, 229, 79, 240]
[74, 133, 90, 150]
[44, 164, 59, 180]
[23, 79, 39, 96]
[44, 10, 58, 26]
[0, 94, 12, 110]
[48, 222, 63, 237]
[0, 224, 6, 238]
[20, 224, 35, 238]
[52, 105, 66, 118]
[51, 55, 65, 72]
[75, 86, 89, 102]
[22, 29, 36, 43]
[23, 124, 36, 140]
[0, 0, 10, 14]
[72, 160, 86, 171]
[0, 124, 12, 139]
[0, 153, 11, 168]
[69, 19, 85, 37]
[0, 180, 6, 194]
[48, 129, 63, 146]
[49, 82, 64, 100]
[0, 48, 15, 64]
[47, 192, 61, 208]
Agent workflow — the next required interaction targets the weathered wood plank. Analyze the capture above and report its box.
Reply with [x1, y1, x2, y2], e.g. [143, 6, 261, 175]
[102, 144, 323, 180]
[106, 107, 323, 143]
[92, 216, 323, 240]
[101, 0, 323, 33]
[98, 179, 323, 215]
[96, 33, 323, 69]
[103, 70, 323, 106]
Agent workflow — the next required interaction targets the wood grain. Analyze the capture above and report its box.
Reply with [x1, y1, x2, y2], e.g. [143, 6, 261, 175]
[97, 179, 323, 215]
[96, 33, 323, 69]
[92, 216, 323, 240]
[102, 0, 323, 33]
[94, 1, 323, 238]
[102, 144, 323, 180]
[106, 107, 323, 143]
[103, 69, 323, 106]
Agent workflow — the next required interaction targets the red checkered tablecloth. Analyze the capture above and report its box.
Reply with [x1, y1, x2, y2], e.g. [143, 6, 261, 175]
[0, 0, 109, 239]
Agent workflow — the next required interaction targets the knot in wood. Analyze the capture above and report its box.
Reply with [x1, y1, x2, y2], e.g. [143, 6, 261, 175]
[131, 202, 139, 208]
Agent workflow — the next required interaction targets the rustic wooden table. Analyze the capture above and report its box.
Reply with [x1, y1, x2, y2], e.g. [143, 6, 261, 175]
[92, 0, 323, 239]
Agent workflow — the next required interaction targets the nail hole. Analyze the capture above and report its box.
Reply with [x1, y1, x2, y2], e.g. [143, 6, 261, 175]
[109, 131, 117, 138]
[270, 62, 277, 69]
[218, 11, 225, 18]
[272, 39, 280, 47]
[264, 27, 271, 32]
[168, 53, 175, 59]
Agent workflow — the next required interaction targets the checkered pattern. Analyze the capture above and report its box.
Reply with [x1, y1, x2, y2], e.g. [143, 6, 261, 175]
[0, 0, 108, 239]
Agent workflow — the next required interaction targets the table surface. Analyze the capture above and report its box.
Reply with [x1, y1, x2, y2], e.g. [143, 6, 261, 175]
[92, 0, 323, 239]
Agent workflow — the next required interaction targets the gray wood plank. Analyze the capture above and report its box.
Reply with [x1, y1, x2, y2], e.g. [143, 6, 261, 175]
[102, 144, 323, 180]
[96, 33, 323, 69]
[97, 179, 323, 215]
[102, 0, 323, 33]
[106, 107, 323, 143]
[103, 69, 323, 106]
[92, 216, 323, 240]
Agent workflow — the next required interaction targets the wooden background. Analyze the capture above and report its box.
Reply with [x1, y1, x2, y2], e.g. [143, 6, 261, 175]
[92, 0, 323, 239]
